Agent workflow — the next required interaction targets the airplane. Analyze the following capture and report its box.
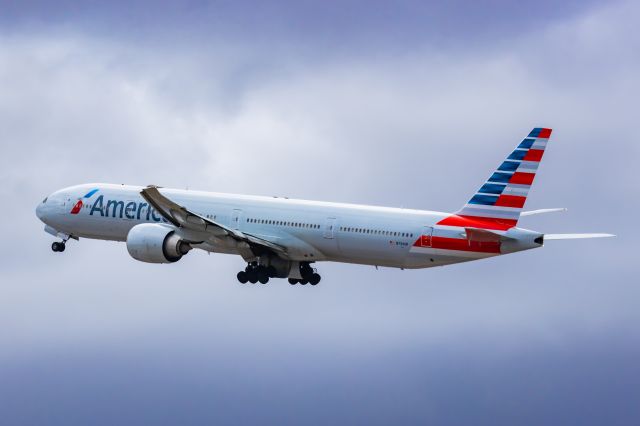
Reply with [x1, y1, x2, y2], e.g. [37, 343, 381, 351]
[35, 128, 613, 285]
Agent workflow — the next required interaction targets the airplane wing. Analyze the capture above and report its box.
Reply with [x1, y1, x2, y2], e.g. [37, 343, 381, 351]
[140, 186, 289, 256]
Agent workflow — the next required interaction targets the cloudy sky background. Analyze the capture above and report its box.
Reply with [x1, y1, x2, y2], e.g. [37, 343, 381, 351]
[1, 1, 638, 424]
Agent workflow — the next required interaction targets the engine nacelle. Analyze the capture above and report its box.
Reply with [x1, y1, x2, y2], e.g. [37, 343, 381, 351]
[126, 224, 192, 264]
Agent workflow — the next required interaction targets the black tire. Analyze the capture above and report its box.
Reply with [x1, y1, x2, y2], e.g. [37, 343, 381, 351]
[309, 273, 321, 285]
[248, 271, 258, 284]
[266, 265, 277, 278]
[59, 243, 65, 252]
[288, 278, 298, 285]
[237, 271, 248, 284]
[300, 263, 313, 277]
[259, 275, 269, 284]
[257, 268, 268, 282]
[300, 279, 308, 285]
[51, 242, 59, 252]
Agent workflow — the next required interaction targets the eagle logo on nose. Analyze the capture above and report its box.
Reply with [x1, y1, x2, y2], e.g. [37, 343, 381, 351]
[70, 188, 99, 214]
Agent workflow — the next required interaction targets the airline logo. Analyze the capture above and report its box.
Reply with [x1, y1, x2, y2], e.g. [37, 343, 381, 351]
[70, 188, 99, 214]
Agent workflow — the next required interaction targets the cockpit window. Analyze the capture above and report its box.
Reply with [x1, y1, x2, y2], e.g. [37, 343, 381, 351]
[42, 197, 48, 203]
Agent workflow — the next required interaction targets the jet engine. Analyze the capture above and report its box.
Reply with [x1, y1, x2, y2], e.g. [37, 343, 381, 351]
[126, 223, 192, 263]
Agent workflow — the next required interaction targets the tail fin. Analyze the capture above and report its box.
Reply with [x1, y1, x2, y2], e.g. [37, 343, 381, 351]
[439, 128, 552, 230]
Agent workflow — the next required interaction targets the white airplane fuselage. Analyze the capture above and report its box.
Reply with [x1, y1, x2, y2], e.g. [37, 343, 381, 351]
[36, 183, 538, 270]
[38, 129, 611, 284]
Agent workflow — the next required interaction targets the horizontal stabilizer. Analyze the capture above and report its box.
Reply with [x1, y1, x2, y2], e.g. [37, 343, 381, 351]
[521, 208, 567, 217]
[544, 233, 615, 240]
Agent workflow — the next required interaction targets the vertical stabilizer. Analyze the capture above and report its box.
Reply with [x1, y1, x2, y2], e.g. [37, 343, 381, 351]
[439, 128, 552, 230]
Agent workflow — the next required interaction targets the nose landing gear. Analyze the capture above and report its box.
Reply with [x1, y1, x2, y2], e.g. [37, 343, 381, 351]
[51, 241, 66, 252]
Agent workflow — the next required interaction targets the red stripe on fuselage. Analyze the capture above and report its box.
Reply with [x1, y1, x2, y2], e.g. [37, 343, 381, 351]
[437, 215, 517, 231]
[413, 235, 432, 247]
[431, 236, 501, 254]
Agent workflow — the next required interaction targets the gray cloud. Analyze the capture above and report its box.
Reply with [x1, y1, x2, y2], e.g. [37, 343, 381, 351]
[0, 1, 638, 425]
[0, 0, 601, 49]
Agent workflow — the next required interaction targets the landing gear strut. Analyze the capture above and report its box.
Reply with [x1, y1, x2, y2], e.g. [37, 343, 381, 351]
[288, 262, 321, 285]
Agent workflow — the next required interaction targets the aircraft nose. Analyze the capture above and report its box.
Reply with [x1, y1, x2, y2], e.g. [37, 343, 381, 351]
[36, 198, 48, 222]
[35, 202, 44, 221]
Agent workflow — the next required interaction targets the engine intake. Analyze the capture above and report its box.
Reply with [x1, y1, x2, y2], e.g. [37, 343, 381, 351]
[126, 224, 191, 264]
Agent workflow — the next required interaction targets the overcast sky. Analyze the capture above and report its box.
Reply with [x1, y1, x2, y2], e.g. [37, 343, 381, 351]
[1, 1, 638, 425]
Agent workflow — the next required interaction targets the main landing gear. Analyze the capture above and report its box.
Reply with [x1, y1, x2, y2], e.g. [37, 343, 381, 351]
[51, 241, 66, 253]
[236, 261, 321, 286]
[288, 262, 321, 286]
[237, 262, 277, 285]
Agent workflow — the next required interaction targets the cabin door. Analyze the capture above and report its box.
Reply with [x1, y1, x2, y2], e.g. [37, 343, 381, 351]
[231, 209, 243, 230]
[324, 217, 337, 239]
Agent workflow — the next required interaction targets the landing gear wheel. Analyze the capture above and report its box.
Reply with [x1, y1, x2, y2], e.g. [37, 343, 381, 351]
[288, 278, 298, 285]
[248, 269, 258, 284]
[51, 242, 65, 252]
[300, 279, 308, 285]
[309, 273, 321, 285]
[266, 265, 277, 278]
[237, 271, 248, 284]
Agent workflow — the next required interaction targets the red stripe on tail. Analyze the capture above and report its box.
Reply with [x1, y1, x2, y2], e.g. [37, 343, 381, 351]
[509, 172, 535, 185]
[523, 149, 544, 162]
[494, 195, 526, 208]
[537, 128, 552, 138]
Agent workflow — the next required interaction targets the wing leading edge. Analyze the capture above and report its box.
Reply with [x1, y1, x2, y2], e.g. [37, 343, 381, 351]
[140, 186, 289, 257]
